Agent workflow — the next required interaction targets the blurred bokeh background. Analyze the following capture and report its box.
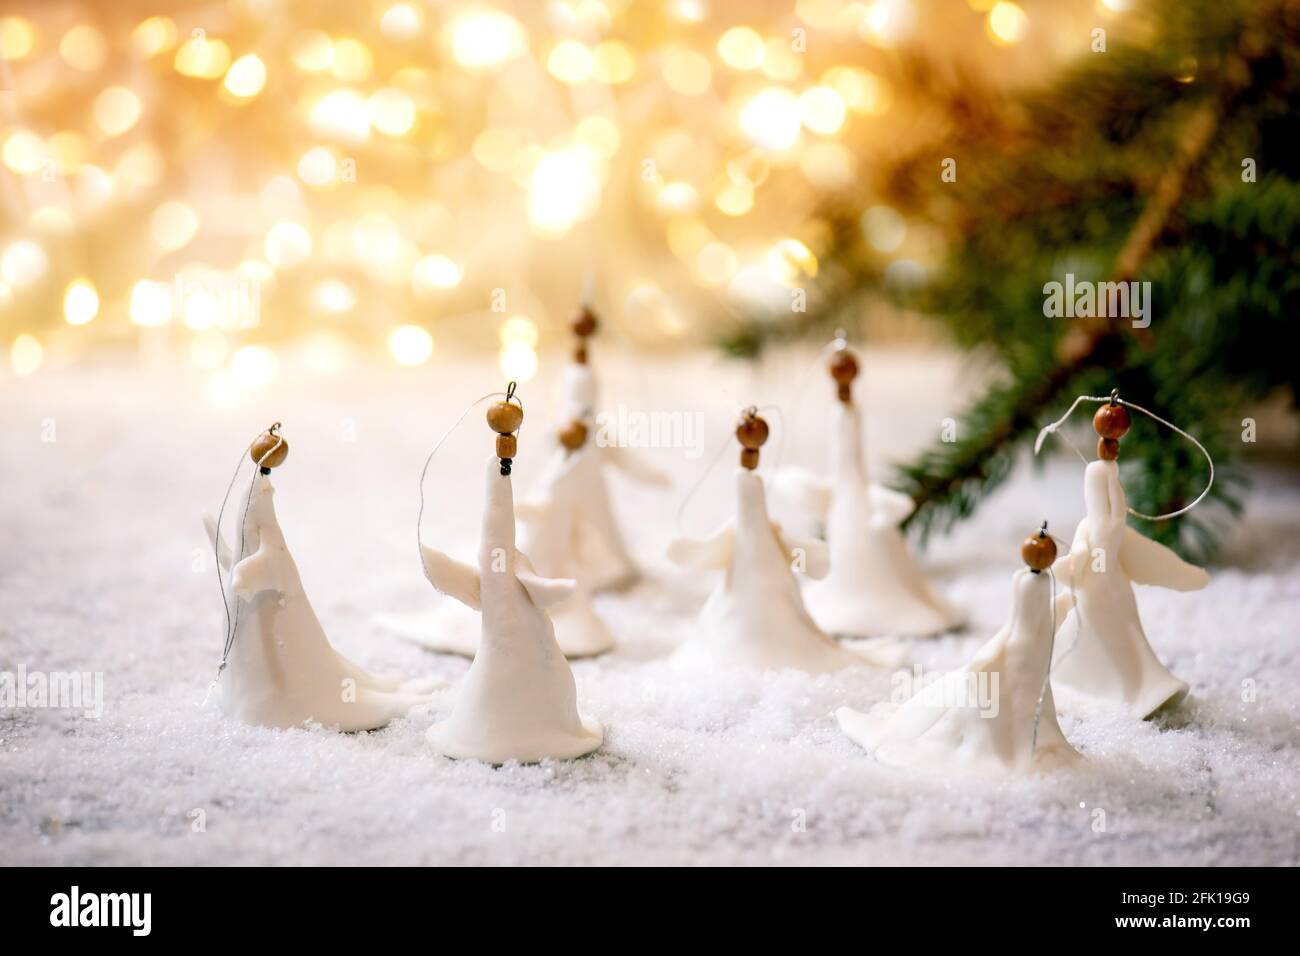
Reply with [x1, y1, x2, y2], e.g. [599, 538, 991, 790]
[1, 0, 1113, 376]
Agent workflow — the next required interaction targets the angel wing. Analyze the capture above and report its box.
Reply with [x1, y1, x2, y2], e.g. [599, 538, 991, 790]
[1119, 526, 1210, 592]
[775, 528, 830, 580]
[605, 444, 672, 487]
[666, 518, 736, 570]
[419, 545, 481, 610]
[514, 550, 576, 609]
[230, 539, 287, 599]
[867, 483, 914, 526]
[772, 467, 832, 523]
[202, 514, 235, 571]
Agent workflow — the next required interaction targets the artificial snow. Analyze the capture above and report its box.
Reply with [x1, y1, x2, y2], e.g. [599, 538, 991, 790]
[2, 349, 1297, 865]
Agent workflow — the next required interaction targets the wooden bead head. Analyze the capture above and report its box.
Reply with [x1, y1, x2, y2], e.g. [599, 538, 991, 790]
[829, 348, 858, 404]
[486, 401, 523, 435]
[571, 305, 598, 364]
[1021, 523, 1057, 573]
[1094, 398, 1129, 461]
[736, 409, 769, 470]
[558, 419, 588, 451]
[487, 388, 523, 475]
[250, 426, 288, 470]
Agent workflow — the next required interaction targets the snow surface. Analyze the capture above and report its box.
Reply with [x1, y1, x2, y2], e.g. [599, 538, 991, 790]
[2, 348, 1297, 865]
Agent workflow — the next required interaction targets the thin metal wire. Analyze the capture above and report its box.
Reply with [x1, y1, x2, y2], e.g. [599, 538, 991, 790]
[1034, 393, 1215, 521]
[1030, 560, 1058, 757]
[211, 423, 283, 686]
[415, 386, 521, 587]
[672, 403, 786, 536]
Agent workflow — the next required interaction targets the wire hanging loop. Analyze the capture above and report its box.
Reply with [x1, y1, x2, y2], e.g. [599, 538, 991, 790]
[1032, 392, 1214, 522]
[415, 385, 522, 586]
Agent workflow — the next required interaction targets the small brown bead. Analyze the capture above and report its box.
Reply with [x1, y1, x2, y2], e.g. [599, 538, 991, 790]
[829, 349, 858, 388]
[740, 448, 760, 470]
[1097, 436, 1120, 460]
[837, 383, 852, 403]
[573, 344, 588, 365]
[558, 420, 588, 451]
[571, 307, 598, 339]
[250, 431, 288, 469]
[736, 413, 769, 450]
[1093, 402, 1131, 440]
[486, 401, 523, 435]
[496, 434, 517, 459]
[1021, 530, 1058, 572]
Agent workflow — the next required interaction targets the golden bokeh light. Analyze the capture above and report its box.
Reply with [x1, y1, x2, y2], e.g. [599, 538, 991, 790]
[1, 17, 37, 60]
[174, 37, 232, 79]
[740, 88, 801, 151]
[150, 201, 200, 251]
[368, 88, 416, 136]
[663, 49, 712, 96]
[297, 147, 339, 187]
[449, 8, 527, 69]
[861, 204, 907, 252]
[93, 87, 144, 136]
[548, 40, 594, 84]
[498, 340, 538, 382]
[798, 86, 847, 135]
[380, 4, 423, 40]
[389, 324, 434, 365]
[591, 41, 636, 84]
[10, 332, 44, 376]
[499, 316, 538, 347]
[129, 279, 173, 327]
[224, 54, 268, 98]
[716, 27, 765, 71]
[331, 38, 373, 82]
[60, 25, 107, 72]
[3, 130, 46, 175]
[411, 255, 463, 297]
[63, 278, 99, 325]
[767, 238, 818, 285]
[987, 2, 1028, 45]
[265, 222, 313, 268]
[1, 240, 48, 286]
[131, 17, 176, 58]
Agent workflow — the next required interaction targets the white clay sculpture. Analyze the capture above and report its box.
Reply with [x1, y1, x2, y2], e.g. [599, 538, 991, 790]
[204, 428, 434, 731]
[837, 526, 1081, 776]
[418, 399, 603, 763]
[776, 344, 963, 638]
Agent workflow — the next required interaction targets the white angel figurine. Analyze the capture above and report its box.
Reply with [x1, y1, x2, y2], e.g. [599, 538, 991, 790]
[384, 395, 619, 660]
[668, 411, 889, 674]
[204, 428, 433, 732]
[775, 345, 963, 638]
[418, 401, 603, 763]
[1049, 402, 1209, 718]
[837, 527, 1081, 776]
[538, 303, 671, 593]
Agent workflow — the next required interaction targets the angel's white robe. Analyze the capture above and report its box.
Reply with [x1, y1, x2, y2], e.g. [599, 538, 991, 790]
[668, 468, 885, 674]
[838, 567, 1080, 776]
[420, 458, 603, 762]
[777, 400, 963, 638]
[204, 475, 432, 731]
[1051, 459, 1208, 718]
